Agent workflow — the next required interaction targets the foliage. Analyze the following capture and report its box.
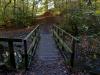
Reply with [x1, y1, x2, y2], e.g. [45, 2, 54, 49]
[59, 0, 100, 36]
[0, 0, 37, 28]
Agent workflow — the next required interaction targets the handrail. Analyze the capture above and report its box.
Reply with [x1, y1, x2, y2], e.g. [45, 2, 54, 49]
[23, 25, 40, 70]
[53, 25, 79, 41]
[53, 30, 72, 53]
[24, 25, 39, 40]
[53, 25, 100, 74]
[0, 38, 23, 69]
[53, 24, 78, 69]
[0, 25, 40, 71]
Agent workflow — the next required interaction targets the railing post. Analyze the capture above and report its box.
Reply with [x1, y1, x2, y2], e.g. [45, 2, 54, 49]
[23, 40, 28, 70]
[53, 25, 55, 38]
[62, 31, 64, 50]
[35, 28, 38, 47]
[8, 40, 16, 69]
[52, 25, 54, 36]
[57, 28, 59, 36]
[70, 38, 76, 71]
[35, 29, 36, 37]
[56, 27, 59, 46]
[38, 26, 40, 40]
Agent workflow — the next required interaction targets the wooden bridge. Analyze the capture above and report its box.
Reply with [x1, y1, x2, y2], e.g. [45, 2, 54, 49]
[0, 25, 100, 75]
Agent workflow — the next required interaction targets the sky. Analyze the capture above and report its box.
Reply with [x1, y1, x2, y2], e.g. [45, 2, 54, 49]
[37, 0, 54, 9]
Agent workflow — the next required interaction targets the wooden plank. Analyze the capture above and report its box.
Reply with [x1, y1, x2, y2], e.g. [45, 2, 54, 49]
[0, 38, 22, 42]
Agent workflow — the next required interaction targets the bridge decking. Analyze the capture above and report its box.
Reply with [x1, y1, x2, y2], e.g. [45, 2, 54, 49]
[0, 25, 95, 75]
[25, 29, 69, 75]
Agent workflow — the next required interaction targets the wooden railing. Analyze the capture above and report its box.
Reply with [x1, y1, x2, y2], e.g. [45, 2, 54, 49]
[53, 25, 79, 68]
[24, 25, 40, 70]
[0, 25, 40, 70]
[0, 38, 22, 69]
[53, 25, 100, 74]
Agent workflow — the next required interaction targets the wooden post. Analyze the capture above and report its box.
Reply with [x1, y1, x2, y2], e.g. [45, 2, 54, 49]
[8, 40, 16, 69]
[35, 29, 36, 37]
[70, 24, 78, 71]
[52, 25, 54, 37]
[70, 38, 76, 71]
[57, 28, 59, 43]
[23, 40, 28, 70]
[57, 28, 59, 36]
[53, 26, 55, 38]
[38, 26, 40, 41]
[62, 31, 64, 50]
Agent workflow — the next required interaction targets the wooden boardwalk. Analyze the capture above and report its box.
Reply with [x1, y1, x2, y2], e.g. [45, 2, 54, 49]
[25, 27, 69, 75]
[0, 25, 69, 75]
[0, 25, 94, 75]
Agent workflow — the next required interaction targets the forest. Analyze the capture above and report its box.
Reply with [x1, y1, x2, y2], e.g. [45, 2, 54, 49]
[0, 0, 100, 35]
[0, 0, 100, 75]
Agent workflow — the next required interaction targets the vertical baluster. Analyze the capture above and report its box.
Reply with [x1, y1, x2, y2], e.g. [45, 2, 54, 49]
[57, 28, 60, 48]
[53, 25, 55, 38]
[35, 28, 37, 47]
[34, 28, 36, 39]
[8, 40, 16, 69]
[55, 26, 57, 40]
[38, 26, 40, 41]
[70, 38, 76, 71]
[23, 40, 28, 70]
[62, 31, 64, 50]
[55, 26, 58, 46]
[57, 28, 59, 36]
[36, 27, 38, 44]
